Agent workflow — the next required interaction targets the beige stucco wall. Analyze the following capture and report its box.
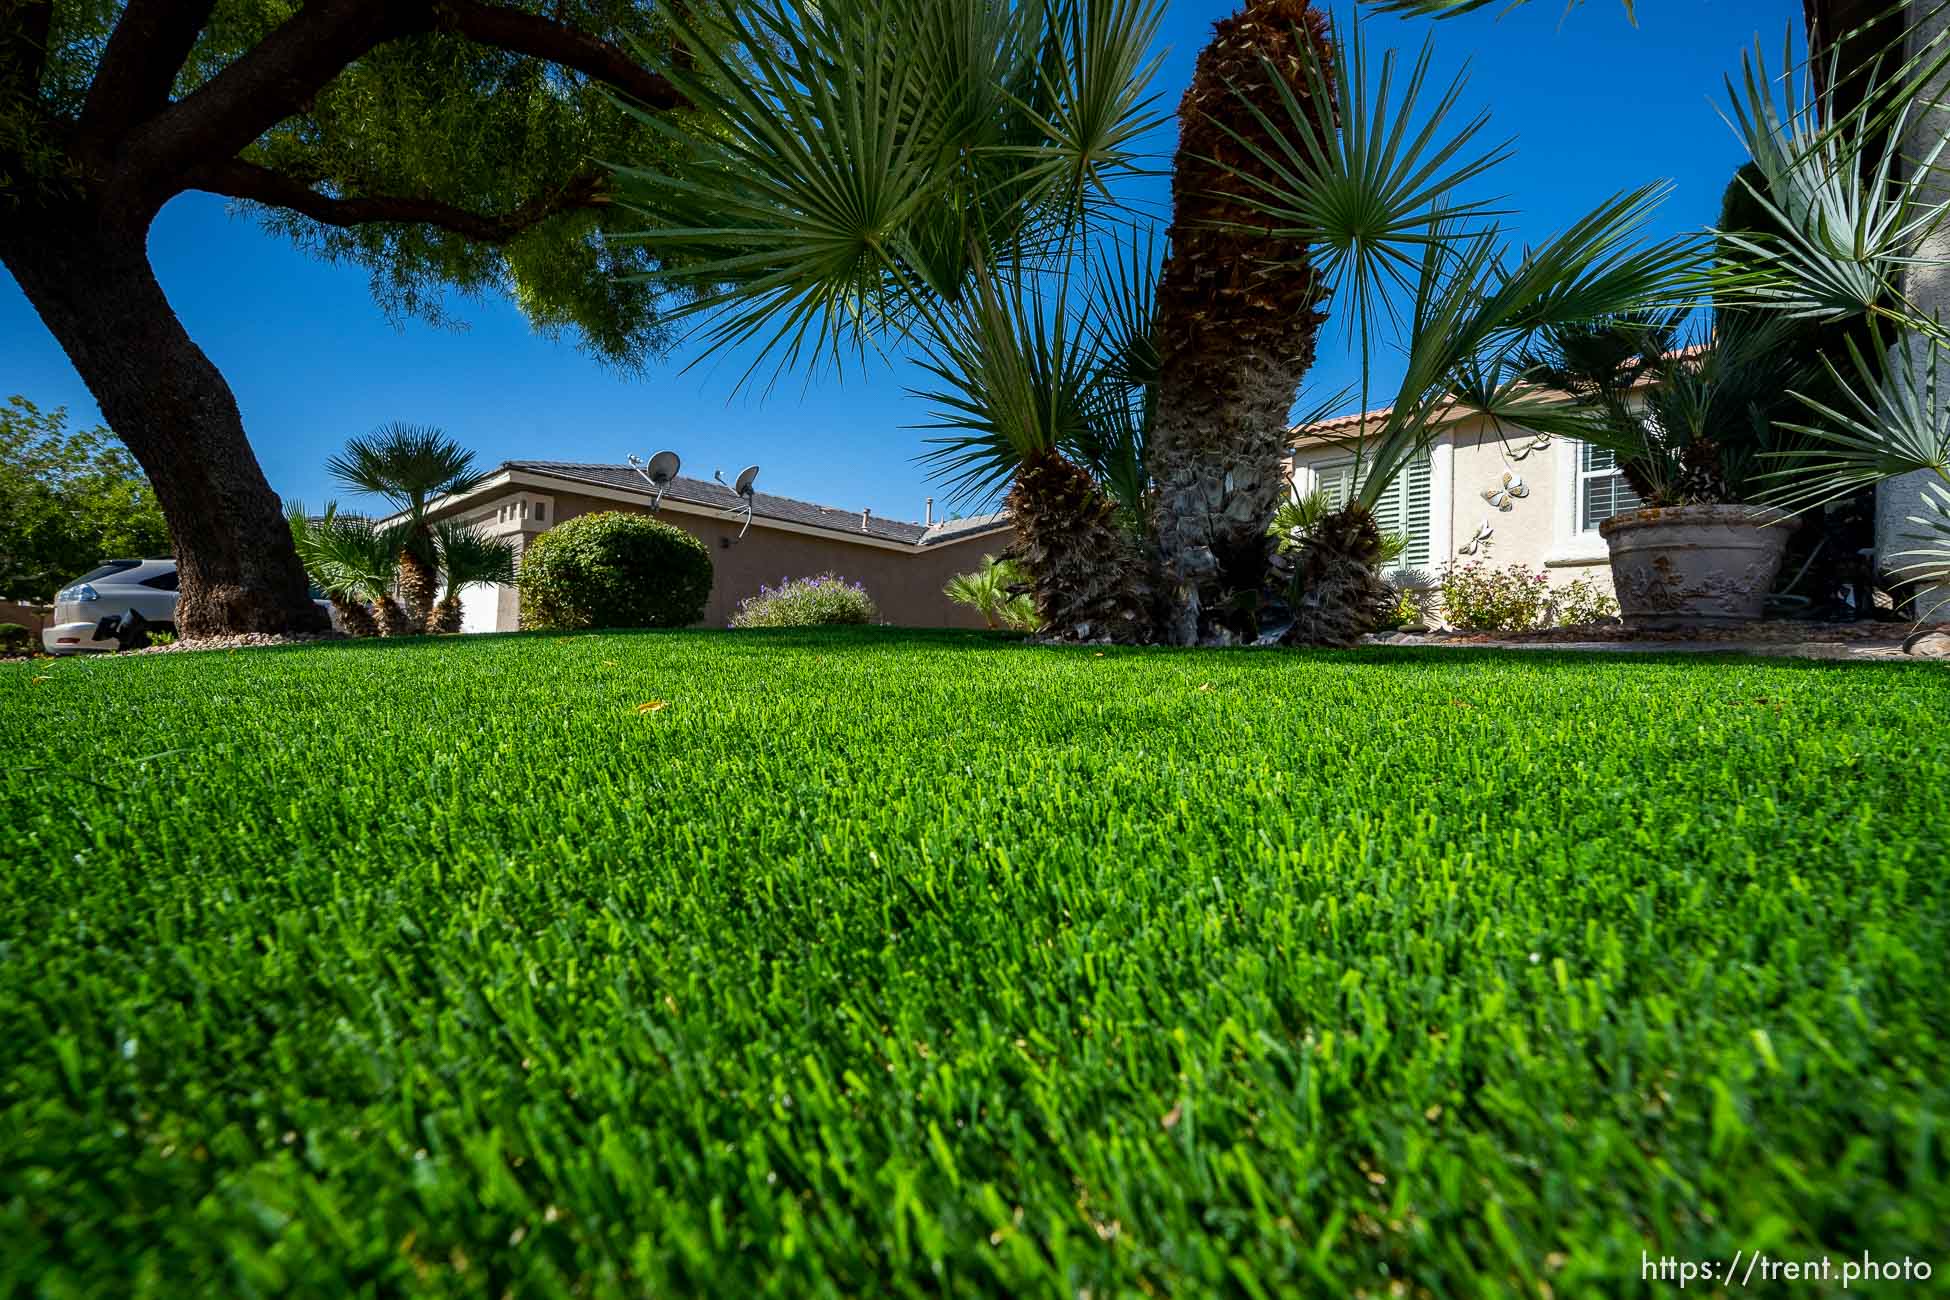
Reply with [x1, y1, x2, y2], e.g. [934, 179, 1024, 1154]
[1287, 416, 1620, 609]
[439, 484, 1013, 632]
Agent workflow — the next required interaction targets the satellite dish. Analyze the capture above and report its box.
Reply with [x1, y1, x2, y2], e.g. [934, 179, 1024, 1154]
[712, 464, 761, 539]
[627, 449, 682, 511]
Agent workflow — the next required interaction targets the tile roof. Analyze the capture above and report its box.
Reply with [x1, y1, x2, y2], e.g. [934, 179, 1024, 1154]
[501, 461, 1010, 547]
[1291, 345, 1709, 443]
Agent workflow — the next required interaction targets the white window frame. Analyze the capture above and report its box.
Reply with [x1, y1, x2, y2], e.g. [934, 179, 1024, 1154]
[1575, 441, 1639, 534]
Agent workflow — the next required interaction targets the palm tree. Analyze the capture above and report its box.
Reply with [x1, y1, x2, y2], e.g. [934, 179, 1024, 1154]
[945, 554, 1041, 632]
[916, 271, 1155, 638]
[1213, 21, 1703, 643]
[603, 0, 1169, 638]
[287, 503, 414, 637]
[426, 522, 517, 634]
[326, 424, 484, 628]
[288, 502, 379, 638]
[1147, 0, 1334, 645]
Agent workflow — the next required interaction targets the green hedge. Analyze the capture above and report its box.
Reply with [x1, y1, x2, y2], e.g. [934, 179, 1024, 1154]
[517, 511, 711, 631]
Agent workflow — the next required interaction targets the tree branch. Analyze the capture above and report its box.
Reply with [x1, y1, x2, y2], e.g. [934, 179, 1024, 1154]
[79, 0, 220, 145]
[114, 0, 683, 220]
[435, 2, 684, 110]
[116, 0, 415, 216]
[187, 157, 609, 243]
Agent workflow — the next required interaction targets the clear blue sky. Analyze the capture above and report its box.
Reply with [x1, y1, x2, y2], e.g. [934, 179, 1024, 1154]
[1, 1, 1793, 525]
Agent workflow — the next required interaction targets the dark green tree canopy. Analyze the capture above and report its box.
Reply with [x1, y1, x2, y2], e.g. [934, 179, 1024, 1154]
[0, 395, 171, 602]
[4, 0, 697, 365]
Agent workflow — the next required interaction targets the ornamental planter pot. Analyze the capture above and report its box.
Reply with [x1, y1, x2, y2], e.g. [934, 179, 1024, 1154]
[1599, 505, 1800, 629]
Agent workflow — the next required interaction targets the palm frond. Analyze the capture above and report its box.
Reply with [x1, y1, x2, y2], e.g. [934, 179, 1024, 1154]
[1212, 21, 1513, 351]
[1764, 330, 1950, 513]
[325, 423, 482, 522]
[608, 0, 1166, 385]
[434, 521, 517, 593]
[912, 267, 1104, 508]
[1715, 29, 1950, 335]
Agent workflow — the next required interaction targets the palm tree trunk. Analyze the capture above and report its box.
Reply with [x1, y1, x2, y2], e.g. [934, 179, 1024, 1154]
[1006, 451, 1153, 641]
[372, 596, 414, 637]
[397, 545, 439, 628]
[0, 204, 328, 638]
[333, 596, 379, 638]
[431, 596, 464, 634]
[1286, 504, 1394, 647]
[1148, 0, 1334, 646]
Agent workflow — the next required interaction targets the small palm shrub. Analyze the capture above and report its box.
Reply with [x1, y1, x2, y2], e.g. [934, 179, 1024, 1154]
[730, 574, 876, 629]
[1438, 562, 1554, 633]
[945, 555, 1040, 633]
[0, 623, 30, 655]
[519, 512, 712, 631]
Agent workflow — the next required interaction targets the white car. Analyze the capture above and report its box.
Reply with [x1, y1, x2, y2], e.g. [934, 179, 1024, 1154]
[43, 559, 336, 653]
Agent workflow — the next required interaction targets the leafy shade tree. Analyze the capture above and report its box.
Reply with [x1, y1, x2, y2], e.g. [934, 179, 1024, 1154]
[1148, 0, 1333, 644]
[944, 554, 1040, 632]
[0, 1, 693, 637]
[0, 395, 171, 602]
[427, 520, 517, 633]
[326, 424, 484, 629]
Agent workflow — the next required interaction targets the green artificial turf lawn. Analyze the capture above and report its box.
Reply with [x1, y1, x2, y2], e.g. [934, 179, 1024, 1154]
[4, 630, 1948, 1298]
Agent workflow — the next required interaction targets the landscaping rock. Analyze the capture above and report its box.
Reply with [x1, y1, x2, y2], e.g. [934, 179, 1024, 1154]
[132, 631, 347, 655]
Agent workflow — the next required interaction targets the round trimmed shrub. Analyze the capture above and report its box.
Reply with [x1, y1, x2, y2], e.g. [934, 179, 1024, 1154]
[518, 511, 712, 631]
[729, 573, 877, 628]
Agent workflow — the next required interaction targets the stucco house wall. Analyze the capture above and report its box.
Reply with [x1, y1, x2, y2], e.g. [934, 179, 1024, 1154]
[1286, 414, 1622, 601]
[424, 468, 1015, 632]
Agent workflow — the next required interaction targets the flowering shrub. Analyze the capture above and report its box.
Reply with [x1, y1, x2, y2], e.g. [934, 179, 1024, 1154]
[1439, 562, 1622, 631]
[730, 573, 878, 628]
[1438, 562, 1553, 632]
[1550, 576, 1620, 626]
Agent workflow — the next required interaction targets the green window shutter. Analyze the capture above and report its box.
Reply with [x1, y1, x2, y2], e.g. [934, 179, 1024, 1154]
[1400, 453, 1432, 568]
[1317, 461, 1355, 508]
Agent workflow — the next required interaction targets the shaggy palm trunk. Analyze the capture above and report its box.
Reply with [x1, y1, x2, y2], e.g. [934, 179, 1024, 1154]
[333, 596, 379, 638]
[1148, 0, 1334, 646]
[372, 596, 414, 637]
[1287, 505, 1393, 647]
[1007, 452, 1153, 641]
[397, 542, 439, 629]
[430, 596, 464, 634]
[1, 205, 329, 638]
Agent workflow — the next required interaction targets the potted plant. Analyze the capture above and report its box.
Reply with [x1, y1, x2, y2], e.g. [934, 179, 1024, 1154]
[1525, 312, 1825, 628]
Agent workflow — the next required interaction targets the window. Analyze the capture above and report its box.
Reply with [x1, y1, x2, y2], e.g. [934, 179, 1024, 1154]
[1313, 454, 1433, 569]
[71, 560, 141, 585]
[534, 502, 547, 521]
[1576, 442, 1642, 532]
[141, 570, 179, 591]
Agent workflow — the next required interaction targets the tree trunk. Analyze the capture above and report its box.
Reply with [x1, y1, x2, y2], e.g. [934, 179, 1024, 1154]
[1148, 0, 1333, 646]
[372, 595, 414, 636]
[1285, 504, 1394, 647]
[1006, 451, 1154, 642]
[399, 543, 439, 628]
[333, 595, 379, 638]
[0, 204, 327, 638]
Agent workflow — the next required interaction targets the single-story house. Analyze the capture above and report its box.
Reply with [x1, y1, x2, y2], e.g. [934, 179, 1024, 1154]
[406, 460, 1014, 631]
[1286, 408, 1642, 597]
